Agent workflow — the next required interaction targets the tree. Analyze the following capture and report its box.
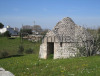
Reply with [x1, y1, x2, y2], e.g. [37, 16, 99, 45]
[0, 23, 4, 28]
[22, 25, 32, 29]
[32, 25, 42, 33]
[98, 27, 100, 34]
[20, 29, 32, 34]
[77, 28, 100, 57]
[41, 29, 50, 35]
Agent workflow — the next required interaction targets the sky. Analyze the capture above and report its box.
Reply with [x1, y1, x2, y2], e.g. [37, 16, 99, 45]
[0, 0, 100, 29]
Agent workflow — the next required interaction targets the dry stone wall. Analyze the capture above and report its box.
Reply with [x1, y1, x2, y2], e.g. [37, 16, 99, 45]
[39, 17, 92, 59]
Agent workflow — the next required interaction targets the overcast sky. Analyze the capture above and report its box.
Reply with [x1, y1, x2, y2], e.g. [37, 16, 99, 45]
[0, 0, 100, 29]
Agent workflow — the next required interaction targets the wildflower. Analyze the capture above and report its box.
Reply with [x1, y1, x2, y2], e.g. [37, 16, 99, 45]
[61, 70, 64, 72]
[87, 71, 90, 73]
[26, 68, 29, 70]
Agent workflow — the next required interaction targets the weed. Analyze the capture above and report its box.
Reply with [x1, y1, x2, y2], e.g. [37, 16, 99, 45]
[25, 48, 34, 54]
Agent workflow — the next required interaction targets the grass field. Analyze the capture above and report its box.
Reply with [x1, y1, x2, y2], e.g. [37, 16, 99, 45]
[0, 37, 100, 76]
[0, 37, 40, 57]
[0, 54, 100, 76]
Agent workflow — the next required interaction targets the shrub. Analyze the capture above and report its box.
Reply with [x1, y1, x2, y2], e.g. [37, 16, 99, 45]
[18, 45, 24, 55]
[3, 31, 11, 37]
[1, 51, 9, 58]
[77, 46, 87, 57]
[0, 31, 11, 37]
[25, 48, 34, 54]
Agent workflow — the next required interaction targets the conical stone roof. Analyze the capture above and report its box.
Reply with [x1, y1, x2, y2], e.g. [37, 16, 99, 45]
[45, 17, 92, 42]
[53, 17, 75, 36]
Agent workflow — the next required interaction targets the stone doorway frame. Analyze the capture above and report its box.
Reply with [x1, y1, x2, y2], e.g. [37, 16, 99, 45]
[47, 42, 54, 58]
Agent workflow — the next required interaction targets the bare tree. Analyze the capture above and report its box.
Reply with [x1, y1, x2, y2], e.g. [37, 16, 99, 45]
[32, 25, 42, 34]
[22, 25, 32, 30]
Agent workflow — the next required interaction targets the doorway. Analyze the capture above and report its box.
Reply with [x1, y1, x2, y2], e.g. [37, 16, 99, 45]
[47, 42, 54, 58]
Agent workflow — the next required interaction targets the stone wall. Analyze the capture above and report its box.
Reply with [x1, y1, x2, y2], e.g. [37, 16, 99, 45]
[39, 43, 47, 59]
[54, 42, 79, 59]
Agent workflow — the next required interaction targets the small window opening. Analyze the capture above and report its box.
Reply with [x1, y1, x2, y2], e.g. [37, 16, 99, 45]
[60, 42, 62, 47]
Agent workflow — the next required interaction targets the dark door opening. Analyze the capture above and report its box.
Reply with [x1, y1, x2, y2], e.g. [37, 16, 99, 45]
[47, 42, 54, 58]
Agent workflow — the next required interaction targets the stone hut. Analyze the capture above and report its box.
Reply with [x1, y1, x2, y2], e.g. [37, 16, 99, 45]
[39, 17, 92, 59]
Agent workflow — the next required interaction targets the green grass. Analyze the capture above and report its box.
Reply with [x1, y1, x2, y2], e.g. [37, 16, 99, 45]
[0, 54, 100, 76]
[0, 37, 40, 57]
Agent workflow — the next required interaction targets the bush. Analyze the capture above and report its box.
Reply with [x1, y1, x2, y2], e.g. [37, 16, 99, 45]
[0, 31, 11, 37]
[77, 46, 87, 57]
[25, 48, 34, 54]
[18, 45, 24, 55]
[3, 31, 11, 37]
[1, 51, 9, 58]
